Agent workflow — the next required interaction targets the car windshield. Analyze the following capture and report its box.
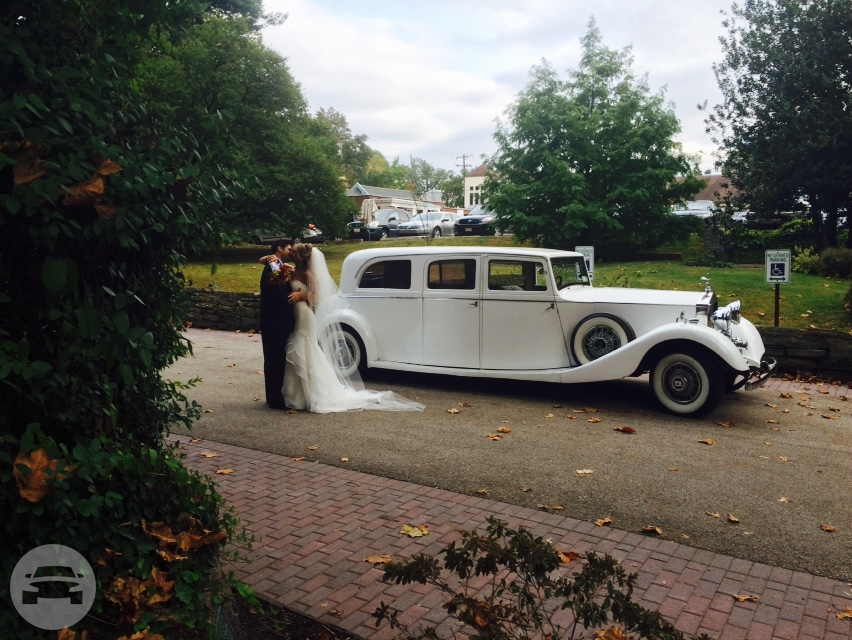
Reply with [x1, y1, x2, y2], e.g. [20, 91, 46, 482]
[550, 257, 591, 289]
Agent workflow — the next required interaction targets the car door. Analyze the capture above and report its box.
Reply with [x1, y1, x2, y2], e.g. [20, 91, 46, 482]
[422, 257, 480, 368]
[481, 257, 570, 369]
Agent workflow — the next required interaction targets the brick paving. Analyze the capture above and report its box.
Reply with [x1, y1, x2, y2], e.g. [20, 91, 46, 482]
[174, 383, 852, 639]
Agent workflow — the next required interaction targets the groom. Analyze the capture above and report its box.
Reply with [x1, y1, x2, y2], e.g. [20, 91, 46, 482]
[259, 240, 299, 409]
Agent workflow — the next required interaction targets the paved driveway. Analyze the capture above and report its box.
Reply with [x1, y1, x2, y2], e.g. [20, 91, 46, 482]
[169, 328, 852, 581]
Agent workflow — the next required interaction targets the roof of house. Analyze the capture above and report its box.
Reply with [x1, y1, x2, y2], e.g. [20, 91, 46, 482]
[345, 183, 416, 199]
[689, 175, 739, 202]
[466, 163, 489, 178]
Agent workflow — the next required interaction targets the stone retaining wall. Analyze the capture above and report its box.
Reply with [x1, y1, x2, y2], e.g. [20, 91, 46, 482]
[186, 290, 852, 379]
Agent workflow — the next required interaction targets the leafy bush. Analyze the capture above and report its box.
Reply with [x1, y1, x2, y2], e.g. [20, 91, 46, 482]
[818, 247, 852, 278]
[792, 246, 820, 274]
[373, 517, 708, 640]
[0, 428, 249, 638]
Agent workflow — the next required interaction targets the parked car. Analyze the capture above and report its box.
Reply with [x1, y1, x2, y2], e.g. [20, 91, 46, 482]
[671, 200, 715, 219]
[321, 247, 775, 417]
[349, 209, 413, 241]
[396, 212, 460, 237]
[253, 226, 324, 244]
[454, 205, 500, 236]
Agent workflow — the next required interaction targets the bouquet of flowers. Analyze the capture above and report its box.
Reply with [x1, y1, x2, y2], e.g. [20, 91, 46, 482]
[267, 259, 293, 286]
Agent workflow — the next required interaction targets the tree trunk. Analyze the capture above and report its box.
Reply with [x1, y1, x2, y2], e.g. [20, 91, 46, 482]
[824, 205, 839, 248]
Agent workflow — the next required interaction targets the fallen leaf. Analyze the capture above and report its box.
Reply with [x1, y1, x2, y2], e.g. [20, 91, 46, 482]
[821, 524, 836, 532]
[614, 426, 636, 434]
[476, 489, 490, 495]
[727, 514, 740, 523]
[202, 409, 214, 414]
[558, 550, 581, 563]
[199, 451, 219, 458]
[400, 524, 429, 538]
[706, 511, 721, 519]
[717, 421, 734, 428]
[448, 408, 460, 414]
[307, 445, 319, 451]
[668, 467, 678, 472]
[583, 407, 599, 413]
[487, 433, 503, 441]
[215, 468, 234, 475]
[458, 402, 472, 407]
[364, 555, 392, 565]
[821, 414, 838, 420]
[782, 409, 790, 413]
[594, 517, 613, 527]
[587, 417, 602, 423]
[766, 419, 779, 424]
[838, 608, 852, 620]
[576, 469, 595, 475]
[778, 497, 790, 503]
[292, 456, 306, 461]
[497, 426, 512, 433]
[189, 438, 202, 444]
[699, 439, 715, 445]
[595, 625, 628, 640]
[765, 403, 778, 408]
[226, 363, 236, 368]
[829, 407, 841, 412]
[551, 504, 565, 511]
[779, 393, 793, 399]
[779, 456, 790, 462]
[329, 609, 342, 617]
[545, 413, 555, 418]
[566, 415, 577, 420]
[733, 594, 760, 603]
[521, 487, 532, 493]
[642, 525, 663, 536]
[340, 457, 349, 463]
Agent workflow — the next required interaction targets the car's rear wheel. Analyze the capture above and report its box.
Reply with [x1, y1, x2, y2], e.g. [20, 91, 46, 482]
[431, 227, 442, 237]
[570, 314, 634, 365]
[330, 326, 367, 378]
[651, 350, 724, 417]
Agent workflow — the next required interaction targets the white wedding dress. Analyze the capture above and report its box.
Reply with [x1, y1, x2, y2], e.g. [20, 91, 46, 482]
[282, 276, 424, 413]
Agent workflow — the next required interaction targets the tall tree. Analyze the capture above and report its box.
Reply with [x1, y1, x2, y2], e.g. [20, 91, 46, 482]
[487, 20, 703, 254]
[315, 107, 377, 185]
[705, 0, 852, 248]
[138, 15, 354, 240]
[408, 157, 452, 195]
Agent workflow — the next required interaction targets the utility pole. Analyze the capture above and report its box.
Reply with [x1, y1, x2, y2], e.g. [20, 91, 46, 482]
[456, 154, 471, 175]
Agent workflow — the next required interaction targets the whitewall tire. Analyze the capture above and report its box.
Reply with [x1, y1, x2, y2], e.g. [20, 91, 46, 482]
[651, 351, 723, 417]
[329, 327, 367, 378]
[570, 314, 634, 365]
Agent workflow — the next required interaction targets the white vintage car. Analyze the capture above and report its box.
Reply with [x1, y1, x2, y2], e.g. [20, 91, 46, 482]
[326, 247, 775, 417]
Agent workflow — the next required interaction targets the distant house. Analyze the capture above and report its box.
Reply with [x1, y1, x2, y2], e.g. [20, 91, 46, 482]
[345, 183, 442, 220]
[681, 174, 739, 205]
[463, 163, 488, 208]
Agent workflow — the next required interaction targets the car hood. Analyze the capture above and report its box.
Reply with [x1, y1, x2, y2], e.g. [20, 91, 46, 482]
[560, 286, 702, 307]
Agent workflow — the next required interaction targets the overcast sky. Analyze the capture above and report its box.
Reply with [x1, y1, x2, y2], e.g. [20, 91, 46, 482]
[262, 1, 734, 175]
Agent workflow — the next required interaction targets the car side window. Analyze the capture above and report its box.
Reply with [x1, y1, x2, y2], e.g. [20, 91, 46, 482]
[488, 260, 547, 291]
[358, 260, 412, 289]
[428, 259, 476, 290]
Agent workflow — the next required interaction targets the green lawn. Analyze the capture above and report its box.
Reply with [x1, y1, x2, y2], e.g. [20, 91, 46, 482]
[184, 237, 852, 332]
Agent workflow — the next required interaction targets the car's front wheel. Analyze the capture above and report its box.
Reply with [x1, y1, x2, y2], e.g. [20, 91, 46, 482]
[650, 350, 723, 417]
[431, 227, 442, 238]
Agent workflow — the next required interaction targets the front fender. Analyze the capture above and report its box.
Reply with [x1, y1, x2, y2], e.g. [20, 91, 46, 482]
[559, 323, 750, 384]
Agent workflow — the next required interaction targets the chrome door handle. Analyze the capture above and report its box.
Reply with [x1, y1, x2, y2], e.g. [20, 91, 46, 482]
[470, 301, 478, 307]
[547, 303, 554, 310]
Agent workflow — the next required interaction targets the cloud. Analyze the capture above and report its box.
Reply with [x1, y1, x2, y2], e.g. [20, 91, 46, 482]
[263, 0, 730, 173]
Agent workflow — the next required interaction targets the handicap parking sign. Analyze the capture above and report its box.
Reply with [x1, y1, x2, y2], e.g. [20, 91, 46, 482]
[765, 250, 791, 284]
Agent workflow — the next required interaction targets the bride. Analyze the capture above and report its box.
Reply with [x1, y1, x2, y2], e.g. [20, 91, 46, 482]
[281, 243, 424, 413]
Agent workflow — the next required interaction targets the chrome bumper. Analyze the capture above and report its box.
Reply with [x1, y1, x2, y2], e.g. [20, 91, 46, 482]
[744, 356, 777, 390]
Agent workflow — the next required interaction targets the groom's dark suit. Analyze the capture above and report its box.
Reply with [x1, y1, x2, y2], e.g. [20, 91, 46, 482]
[260, 262, 296, 408]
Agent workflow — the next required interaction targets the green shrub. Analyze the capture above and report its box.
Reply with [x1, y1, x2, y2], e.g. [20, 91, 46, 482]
[792, 246, 820, 274]
[0, 427, 250, 638]
[373, 517, 709, 640]
[818, 247, 852, 278]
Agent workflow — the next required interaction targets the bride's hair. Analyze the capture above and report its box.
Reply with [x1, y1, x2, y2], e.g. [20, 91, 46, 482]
[292, 243, 313, 271]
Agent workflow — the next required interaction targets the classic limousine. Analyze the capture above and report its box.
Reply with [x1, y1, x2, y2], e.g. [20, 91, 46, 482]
[324, 247, 775, 417]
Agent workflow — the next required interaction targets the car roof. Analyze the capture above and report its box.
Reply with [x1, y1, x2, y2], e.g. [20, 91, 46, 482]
[343, 246, 581, 262]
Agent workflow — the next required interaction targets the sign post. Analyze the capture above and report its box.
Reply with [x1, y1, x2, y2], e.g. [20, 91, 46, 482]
[765, 250, 791, 327]
[575, 246, 595, 281]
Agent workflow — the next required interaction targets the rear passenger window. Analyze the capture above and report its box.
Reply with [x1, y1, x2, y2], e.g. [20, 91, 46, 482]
[358, 260, 411, 289]
[428, 259, 476, 290]
[488, 260, 548, 291]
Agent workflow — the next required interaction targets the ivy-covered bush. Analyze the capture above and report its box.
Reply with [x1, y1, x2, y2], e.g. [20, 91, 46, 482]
[1, 430, 249, 638]
[792, 246, 820, 274]
[1, 1, 242, 636]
